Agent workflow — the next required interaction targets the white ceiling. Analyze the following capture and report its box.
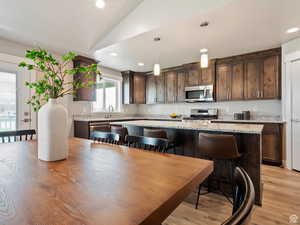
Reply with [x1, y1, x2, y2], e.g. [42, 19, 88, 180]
[0, 0, 143, 54]
[1, 0, 300, 72]
[94, 0, 300, 72]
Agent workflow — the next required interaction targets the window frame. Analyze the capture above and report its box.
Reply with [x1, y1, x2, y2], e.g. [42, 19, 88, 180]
[92, 75, 121, 112]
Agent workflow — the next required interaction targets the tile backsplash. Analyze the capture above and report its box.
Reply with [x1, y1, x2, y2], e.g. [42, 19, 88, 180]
[71, 99, 281, 120]
[136, 100, 282, 120]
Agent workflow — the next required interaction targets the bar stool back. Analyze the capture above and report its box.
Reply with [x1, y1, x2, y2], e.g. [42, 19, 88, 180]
[195, 132, 242, 209]
[143, 128, 167, 139]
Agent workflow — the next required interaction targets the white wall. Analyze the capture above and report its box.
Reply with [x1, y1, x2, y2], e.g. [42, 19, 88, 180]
[137, 100, 281, 119]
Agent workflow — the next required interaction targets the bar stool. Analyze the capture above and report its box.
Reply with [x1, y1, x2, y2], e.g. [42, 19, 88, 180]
[195, 133, 242, 209]
[111, 126, 128, 145]
[143, 128, 176, 154]
[144, 128, 168, 139]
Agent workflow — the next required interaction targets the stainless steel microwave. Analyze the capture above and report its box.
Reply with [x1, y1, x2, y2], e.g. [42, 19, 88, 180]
[184, 85, 214, 102]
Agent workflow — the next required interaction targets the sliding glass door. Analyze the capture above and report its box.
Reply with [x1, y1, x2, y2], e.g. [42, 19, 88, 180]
[0, 59, 36, 132]
[0, 71, 16, 131]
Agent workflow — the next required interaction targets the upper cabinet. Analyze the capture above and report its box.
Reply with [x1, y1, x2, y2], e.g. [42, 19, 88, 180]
[217, 48, 281, 102]
[184, 60, 216, 87]
[176, 69, 187, 102]
[216, 64, 231, 101]
[165, 71, 178, 103]
[122, 71, 146, 104]
[185, 63, 200, 86]
[145, 73, 165, 104]
[261, 55, 280, 99]
[73, 56, 97, 101]
[200, 59, 216, 85]
[122, 48, 281, 105]
[244, 59, 261, 100]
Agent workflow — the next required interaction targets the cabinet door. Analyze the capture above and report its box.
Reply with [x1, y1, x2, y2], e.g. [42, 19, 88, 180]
[262, 124, 282, 164]
[73, 56, 97, 101]
[122, 71, 133, 104]
[245, 60, 261, 100]
[231, 63, 244, 100]
[262, 55, 280, 99]
[165, 71, 177, 103]
[156, 74, 165, 103]
[216, 64, 231, 101]
[200, 60, 215, 85]
[146, 75, 156, 104]
[133, 73, 145, 104]
[177, 70, 186, 102]
[186, 65, 200, 86]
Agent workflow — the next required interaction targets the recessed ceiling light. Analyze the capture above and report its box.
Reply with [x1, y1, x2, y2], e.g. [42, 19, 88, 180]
[286, 27, 299, 33]
[200, 48, 208, 53]
[138, 62, 145, 66]
[96, 0, 105, 9]
[110, 52, 118, 56]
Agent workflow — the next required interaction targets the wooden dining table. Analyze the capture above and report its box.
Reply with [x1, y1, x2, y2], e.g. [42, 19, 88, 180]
[0, 138, 213, 225]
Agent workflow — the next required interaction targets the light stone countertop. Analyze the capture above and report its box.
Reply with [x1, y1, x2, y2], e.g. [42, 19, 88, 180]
[73, 116, 182, 122]
[111, 120, 264, 134]
[73, 116, 284, 124]
[212, 119, 285, 124]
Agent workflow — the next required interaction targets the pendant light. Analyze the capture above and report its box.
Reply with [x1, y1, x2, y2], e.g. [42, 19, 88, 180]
[154, 64, 160, 76]
[200, 21, 209, 68]
[153, 37, 161, 76]
[200, 48, 208, 68]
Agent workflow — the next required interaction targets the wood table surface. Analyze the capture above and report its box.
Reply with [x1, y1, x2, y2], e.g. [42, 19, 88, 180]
[0, 138, 213, 225]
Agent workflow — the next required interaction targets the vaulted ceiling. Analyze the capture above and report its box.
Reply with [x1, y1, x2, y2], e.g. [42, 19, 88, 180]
[1, 0, 300, 72]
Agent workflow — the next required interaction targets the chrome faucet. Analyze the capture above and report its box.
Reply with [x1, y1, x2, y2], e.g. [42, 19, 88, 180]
[108, 105, 114, 113]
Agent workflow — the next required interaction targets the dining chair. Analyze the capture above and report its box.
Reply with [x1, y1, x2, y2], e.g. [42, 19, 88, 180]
[0, 129, 36, 143]
[110, 125, 128, 145]
[221, 167, 255, 225]
[125, 135, 170, 153]
[143, 128, 177, 154]
[90, 131, 120, 144]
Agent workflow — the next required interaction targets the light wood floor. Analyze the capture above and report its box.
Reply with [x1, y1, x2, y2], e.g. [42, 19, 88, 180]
[164, 165, 300, 225]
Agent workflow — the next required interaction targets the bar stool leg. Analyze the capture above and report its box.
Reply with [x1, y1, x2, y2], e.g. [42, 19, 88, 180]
[195, 183, 202, 209]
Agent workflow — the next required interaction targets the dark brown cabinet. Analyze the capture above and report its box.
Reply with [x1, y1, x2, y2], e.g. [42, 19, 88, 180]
[73, 56, 97, 101]
[145, 75, 156, 104]
[185, 63, 200, 87]
[122, 71, 145, 104]
[200, 59, 216, 85]
[122, 48, 281, 105]
[244, 60, 261, 100]
[156, 74, 165, 103]
[145, 74, 165, 104]
[231, 63, 244, 100]
[262, 55, 280, 99]
[133, 73, 146, 104]
[216, 64, 231, 101]
[165, 71, 177, 103]
[262, 123, 282, 165]
[216, 48, 281, 102]
[176, 69, 186, 102]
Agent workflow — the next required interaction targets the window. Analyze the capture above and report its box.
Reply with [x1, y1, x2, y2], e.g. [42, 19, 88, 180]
[0, 71, 16, 131]
[92, 76, 121, 112]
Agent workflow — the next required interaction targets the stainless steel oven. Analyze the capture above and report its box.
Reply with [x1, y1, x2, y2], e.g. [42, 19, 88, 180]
[184, 85, 214, 102]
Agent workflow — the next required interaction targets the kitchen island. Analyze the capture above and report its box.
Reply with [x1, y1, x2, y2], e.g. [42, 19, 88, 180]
[111, 120, 264, 205]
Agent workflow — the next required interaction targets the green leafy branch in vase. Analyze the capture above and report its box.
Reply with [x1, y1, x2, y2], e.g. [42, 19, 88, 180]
[19, 48, 101, 111]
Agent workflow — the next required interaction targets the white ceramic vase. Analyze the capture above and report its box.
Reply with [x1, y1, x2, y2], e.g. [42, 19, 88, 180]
[38, 98, 68, 161]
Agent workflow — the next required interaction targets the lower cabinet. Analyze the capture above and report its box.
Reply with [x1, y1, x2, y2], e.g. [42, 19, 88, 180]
[262, 123, 283, 165]
[212, 121, 283, 166]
